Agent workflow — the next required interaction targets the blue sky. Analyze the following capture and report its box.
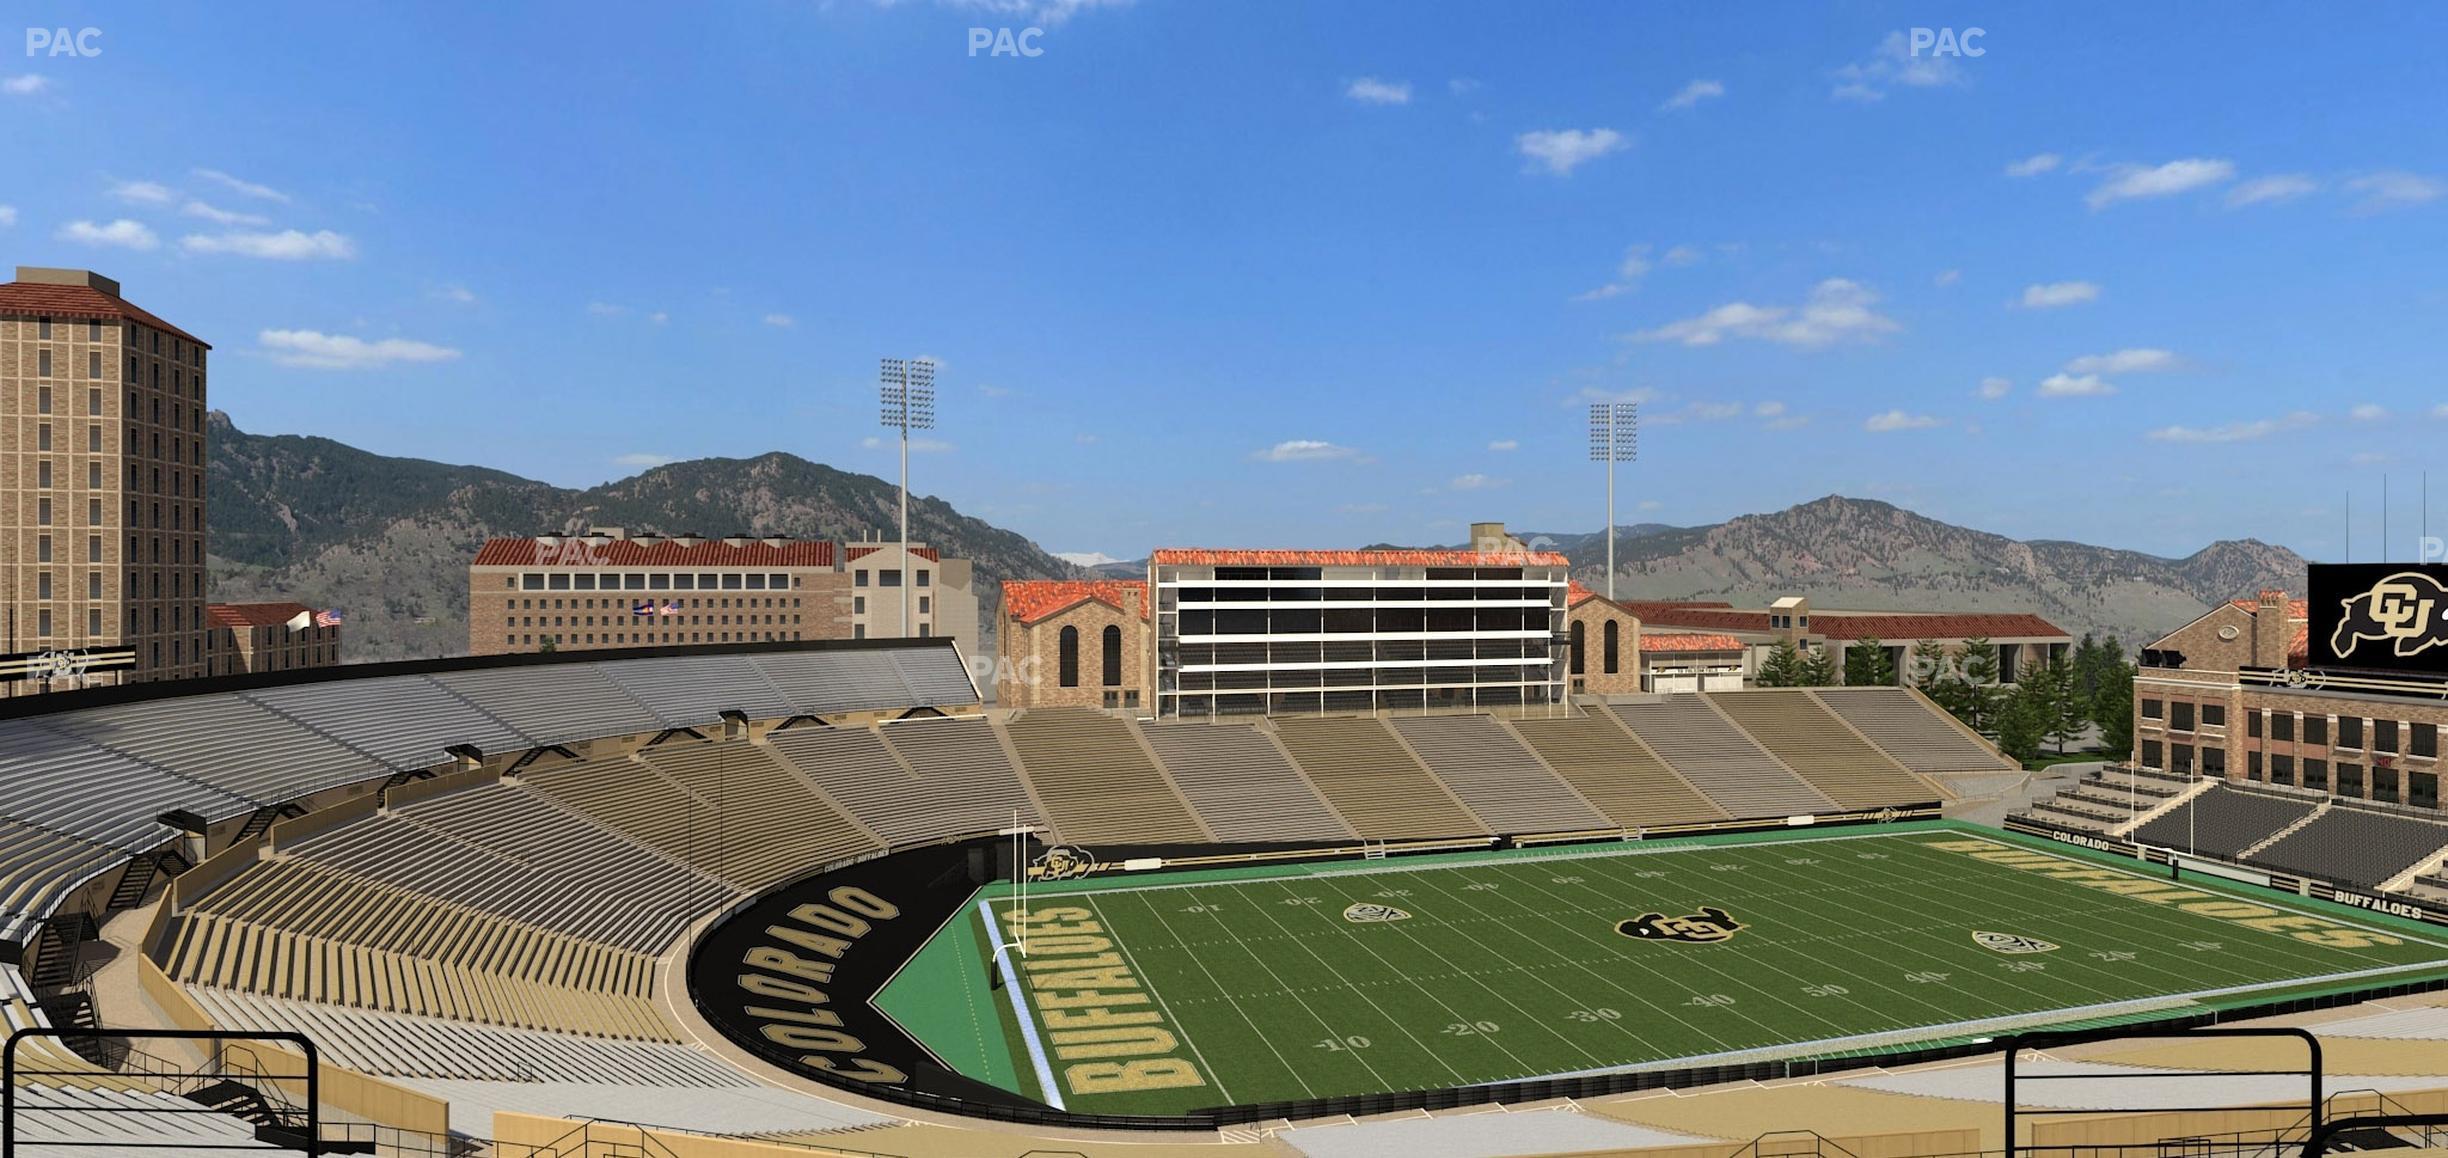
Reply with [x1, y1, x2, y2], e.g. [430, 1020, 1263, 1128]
[6, 2, 2447, 564]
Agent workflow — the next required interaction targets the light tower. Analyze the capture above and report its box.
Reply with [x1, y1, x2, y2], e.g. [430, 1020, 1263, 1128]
[1589, 402, 1638, 601]
[880, 357, 936, 636]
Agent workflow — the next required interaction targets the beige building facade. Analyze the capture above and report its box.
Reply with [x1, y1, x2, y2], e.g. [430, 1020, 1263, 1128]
[1, 267, 210, 693]
[994, 579, 1151, 709]
[842, 539, 979, 650]
[468, 530, 852, 656]
[207, 601, 342, 676]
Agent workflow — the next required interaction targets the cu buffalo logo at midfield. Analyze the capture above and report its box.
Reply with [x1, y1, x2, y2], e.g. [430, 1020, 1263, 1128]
[1971, 930, 2058, 955]
[2330, 571, 2448, 661]
[1029, 845, 1098, 882]
[1618, 906, 1744, 944]
[1342, 903, 1411, 923]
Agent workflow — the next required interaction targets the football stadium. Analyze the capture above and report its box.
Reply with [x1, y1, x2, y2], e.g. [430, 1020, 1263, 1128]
[12, 636, 2448, 1155]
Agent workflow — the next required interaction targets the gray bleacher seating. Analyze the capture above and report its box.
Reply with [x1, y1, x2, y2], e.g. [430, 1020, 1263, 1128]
[891, 648, 980, 707]
[866, 718, 1044, 839]
[0, 722, 253, 846]
[1388, 715, 1611, 834]
[243, 675, 528, 772]
[1613, 697, 1837, 818]
[1505, 712, 1728, 829]
[3, 1084, 280, 1154]
[398, 784, 728, 943]
[1004, 710, 1209, 845]
[2130, 784, 2318, 858]
[2250, 806, 2448, 888]
[750, 650, 916, 717]
[1142, 722, 1358, 843]
[594, 655, 794, 728]
[431, 666, 667, 748]
[45, 695, 387, 809]
[0, 821, 126, 945]
[1810, 686, 2018, 773]
[1269, 716, 1487, 840]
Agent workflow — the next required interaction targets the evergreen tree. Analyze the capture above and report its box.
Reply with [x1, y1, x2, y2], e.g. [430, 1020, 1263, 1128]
[2032, 651, 2085, 753]
[2070, 633, 2106, 702]
[1953, 637, 2001, 734]
[1910, 638, 1963, 716]
[2094, 649, 2137, 757]
[1757, 639, 1804, 687]
[1797, 645, 1839, 688]
[1843, 638, 1897, 687]
[1996, 681, 2047, 764]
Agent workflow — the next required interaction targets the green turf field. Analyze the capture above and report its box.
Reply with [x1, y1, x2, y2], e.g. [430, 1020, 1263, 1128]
[883, 823, 2448, 1117]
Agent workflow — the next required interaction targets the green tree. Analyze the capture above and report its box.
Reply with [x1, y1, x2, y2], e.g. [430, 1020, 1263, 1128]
[1757, 639, 1804, 687]
[1797, 644, 1839, 688]
[1953, 637, 2001, 734]
[2069, 633, 2109, 704]
[2028, 651, 2085, 753]
[2094, 648, 2137, 757]
[1843, 638, 1897, 687]
[1995, 681, 2048, 764]
[1910, 638, 1963, 716]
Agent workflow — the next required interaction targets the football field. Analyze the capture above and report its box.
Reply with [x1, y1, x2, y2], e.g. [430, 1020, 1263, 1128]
[882, 823, 2448, 1118]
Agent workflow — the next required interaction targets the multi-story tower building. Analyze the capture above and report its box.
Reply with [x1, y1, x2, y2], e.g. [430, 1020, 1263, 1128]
[0, 268, 210, 692]
[467, 529, 853, 655]
[841, 537, 979, 649]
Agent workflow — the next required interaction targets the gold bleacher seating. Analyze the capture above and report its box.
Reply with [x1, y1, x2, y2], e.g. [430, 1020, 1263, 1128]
[1505, 712, 1728, 829]
[1268, 717, 1486, 840]
[1705, 690, 1937, 810]
[1002, 709, 1210, 846]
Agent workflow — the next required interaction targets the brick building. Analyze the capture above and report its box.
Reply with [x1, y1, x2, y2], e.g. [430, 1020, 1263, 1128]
[841, 538, 979, 650]
[2135, 588, 2446, 812]
[1, 267, 210, 693]
[1628, 595, 2069, 690]
[1564, 583, 1643, 695]
[993, 578, 1151, 709]
[468, 530, 852, 655]
[206, 601, 342, 676]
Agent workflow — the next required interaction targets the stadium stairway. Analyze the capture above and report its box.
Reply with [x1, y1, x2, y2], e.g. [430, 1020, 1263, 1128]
[1503, 710, 1728, 830]
[1001, 709, 1212, 847]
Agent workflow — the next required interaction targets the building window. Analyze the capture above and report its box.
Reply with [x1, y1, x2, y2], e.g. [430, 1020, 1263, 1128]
[2142, 698, 2164, 720]
[2416, 723, 2439, 759]
[918, 596, 930, 614]
[2202, 746, 2226, 775]
[854, 596, 865, 615]
[2271, 713, 2294, 742]
[37, 349, 51, 377]
[36, 611, 51, 638]
[2246, 749, 2262, 779]
[1569, 620, 1585, 675]
[2141, 740, 2163, 770]
[855, 570, 869, 587]
[2377, 719, 2400, 752]
[2303, 715, 2327, 745]
[2169, 701, 2194, 731]
[1603, 619, 1621, 675]
[1102, 624, 1123, 687]
[917, 569, 931, 588]
[880, 569, 903, 587]
[1059, 625, 1081, 688]
[2248, 711, 2262, 739]
[2339, 716, 2364, 749]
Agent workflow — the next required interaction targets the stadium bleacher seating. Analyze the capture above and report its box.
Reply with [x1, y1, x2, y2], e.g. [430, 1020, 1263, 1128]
[764, 725, 947, 848]
[1268, 716, 1488, 839]
[1141, 721, 1358, 843]
[0, 821, 127, 946]
[593, 654, 795, 728]
[1388, 715, 1611, 834]
[0, 722, 253, 848]
[1810, 686, 2020, 773]
[865, 717, 1045, 839]
[43, 696, 390, 810]
[240, 675, 531, 773]
[750, 650, 919, 716]
[1700, 692, 1937, 811]
[2129, 783, 2319, 858]
[1505, 712, 1728, 829]
[890, 649, 981, 707]
[1003, 709, 1211, 845]
[1615, 696, 1839, 817]
[3, 1083, 279, 1153]
[2248, 805, 2448, 888]
[430, 666, 670, 749]
[638, 739, 881, 886]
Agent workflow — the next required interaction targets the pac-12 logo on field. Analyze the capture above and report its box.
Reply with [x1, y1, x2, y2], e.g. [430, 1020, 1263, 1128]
[1343, 903, 1410, 923]
[1618, 906, 1744, 944]
[1029, 845, 1097, 882]
[1972, 930, 2059, 955]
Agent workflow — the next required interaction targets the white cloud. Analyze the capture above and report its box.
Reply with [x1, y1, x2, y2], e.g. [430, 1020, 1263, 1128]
[1933, 268, 1962, 287]
[2005, 153, 2062, 178]
[2037, 373, 2116, 398]
[1337, 502, 1389, 515]
[586, 302, 628, 317]
[1343, 77, 1411, 106]
[2063, 347, 2179, 375]
[1661, 245, 1703, 267]
[1054, 551, 1125, 567]
[434, 284, 478, 305]
[258, 329, 462, 370]
[1447, 473, 1506, 491]
[192, 168, 291, 203]
[613, 452, 677, 468]
[2018, 280, 2100, 309]
[1253, 439, 1361, 463]
[1074, 432, 1098, 445]
[1487, 439, 1518, 452]
[1753, 401, 1787, 419]
[1638, 499, 1664, 511]
[2, 75, 49, 96]
[647, 311, 669, 325]
[2433, 404, 2448, 420]
[0, 205, 16, 228]
[180, 199, 270, 226]
[109, 180, 176, 205]
[180, 229, 355, 260]
[1630, 278, 1899, 348]
[1516, 128, 1628, 176]
[1978, 376, 2012, 400]
[862, 434, 953, 452]
[933, 0, 1128, 27]
[1661, 79, 1723, 111]
[1574, 245, 1653, 302]
[1830, 31, 1965, 102]
[58, 219, 159, 250]
[2345, 170, 2446, 213]
[2148, 412, 2317, 443]
[1865, 410, 1942, 432]
[1447, 78, 1480, 96]
[2085, 158, 2235, 208]
[2350, 403, 2388, 421]
[1569, 386, 1664, 406]
[762, 313, 796, 328]
[2225, 173, 2318, 208]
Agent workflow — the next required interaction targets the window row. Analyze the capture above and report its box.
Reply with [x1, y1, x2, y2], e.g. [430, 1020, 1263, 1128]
[514, 571, 798, 592]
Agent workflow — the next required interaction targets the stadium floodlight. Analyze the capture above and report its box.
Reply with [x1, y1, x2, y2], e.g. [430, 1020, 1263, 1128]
[880, 357, 938, 636]
[1589, 403, 1638, 601]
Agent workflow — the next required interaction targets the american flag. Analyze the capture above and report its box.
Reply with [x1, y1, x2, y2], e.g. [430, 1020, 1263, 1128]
[660, 600, 682, 616]
[314, 609, 344, 628]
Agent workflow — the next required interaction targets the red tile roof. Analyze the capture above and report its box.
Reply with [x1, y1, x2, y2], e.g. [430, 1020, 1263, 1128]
[1628, 606, 1773, 633]
[471, 537, 835, 567]
[1150, 548, 1570, 568]
[1639, 631, 1745, 653]
[845, 545, 940, 562]
[0, 279, 209, 347]
[1003, 579, 1146, 624]
[207, 602, 313, 629]
[1628, 602, 2067, 641]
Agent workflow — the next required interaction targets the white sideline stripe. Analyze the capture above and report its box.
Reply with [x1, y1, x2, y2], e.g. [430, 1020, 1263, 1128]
[978, 898, 1065, 1110]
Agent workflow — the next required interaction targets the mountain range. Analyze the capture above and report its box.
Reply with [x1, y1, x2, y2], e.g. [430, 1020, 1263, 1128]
[202, 415, 2308, 661]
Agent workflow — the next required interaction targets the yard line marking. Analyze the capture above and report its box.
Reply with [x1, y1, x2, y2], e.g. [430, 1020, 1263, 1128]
[1231, 879, 1480, 1088]
[1140, 887, 1359, 1098]
[1410, 866, 1673, 1057]
[1082, 893, 1243, 1105]
[977, 898, 1064, 1110]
